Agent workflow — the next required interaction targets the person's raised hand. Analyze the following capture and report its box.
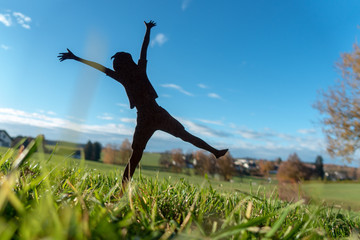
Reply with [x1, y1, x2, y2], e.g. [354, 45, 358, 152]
[144, 20, 156, 29]
[58, 48, 77, 62]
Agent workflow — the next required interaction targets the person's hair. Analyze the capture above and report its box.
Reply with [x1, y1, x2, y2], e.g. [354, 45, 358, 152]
[111, 52, 136, 72]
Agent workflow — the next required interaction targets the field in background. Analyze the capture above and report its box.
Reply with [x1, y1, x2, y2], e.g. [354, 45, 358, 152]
[302, 182, 360, 211]
[1, 144, 360, 211]
[1, 139, 359, 239]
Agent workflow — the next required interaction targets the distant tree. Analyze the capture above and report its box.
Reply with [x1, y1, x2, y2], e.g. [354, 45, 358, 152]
[216, 152, 235, 181]
[351, 167, 358, 180]
[171, 149, 185, 173]
[314, 155, 325, 180]
[258, 160, 275, 177]
[184, 152, 194, 167]
[277, 153, 312, 183]
[103, 144, 120, 164]
[315, 43, 360, 163]
[194, 150, 215, 176]
[92, 142, 102, 161]
[84, 140, 93, 160]
[119, 139, 132, 164]
[159, 151, 172, 169]
[275, 157, 282, 166]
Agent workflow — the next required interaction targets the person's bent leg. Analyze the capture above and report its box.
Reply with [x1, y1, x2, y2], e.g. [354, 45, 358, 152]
[121, 147, 144, 191]
[120, 123, 154, 196]
[178, 130, 228, 158]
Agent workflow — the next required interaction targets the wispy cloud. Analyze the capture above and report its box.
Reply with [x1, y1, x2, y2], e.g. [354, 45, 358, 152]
[13, 12, 31, 29]
[0, 11, 31, 29]
[208, 93, 222, 99]
[151, 33, 168, 47]
[236, 128, 277, 140]
[0, 108, 132, 136]
[198, 83, 208, 89]
[181, 0, 192, 10]
[179, 118, 230, 138]
[197, 119, 224, 126]
[161, 83, 193, 96]
[297, 128, 317, 135]
[0, 13, 11, 27]
[231, 125, 325, 156]
[116, 103, 128, 108]
[120, 118, 136, 124]
[97, 113, 114, 121]
[38, 110, 57, 116]
[1, 44, 10, 50]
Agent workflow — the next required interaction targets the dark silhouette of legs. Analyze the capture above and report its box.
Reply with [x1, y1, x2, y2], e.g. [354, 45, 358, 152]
[156, 106, 228, 158]
[121, 119, 155, 194]
[173, 130, 228, 158]
[120, 103, 228, 195]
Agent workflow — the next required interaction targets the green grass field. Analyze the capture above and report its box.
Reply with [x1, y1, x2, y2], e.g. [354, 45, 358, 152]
[1, 139, 360, 239]
[302, 182, 360, 211]
[24, 144, 360, 211]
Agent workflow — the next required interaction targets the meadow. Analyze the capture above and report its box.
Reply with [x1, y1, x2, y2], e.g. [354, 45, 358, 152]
[0, 139, 360, 239]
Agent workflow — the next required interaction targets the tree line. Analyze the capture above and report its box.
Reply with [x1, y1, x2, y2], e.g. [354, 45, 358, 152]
[84, 140, 102, 161]
[88, 139, 359, 183]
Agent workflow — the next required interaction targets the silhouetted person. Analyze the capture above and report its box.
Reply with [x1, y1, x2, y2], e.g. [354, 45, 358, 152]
[58, 20, 228, 194]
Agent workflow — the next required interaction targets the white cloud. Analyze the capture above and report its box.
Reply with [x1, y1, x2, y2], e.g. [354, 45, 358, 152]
[47, 111, 56, 116]
[13, 12, 31, 29]
[0, 13, 12, 27]
[161, 83, 193, 96]
[0, 11, 31, 29]
[198, 83, 208, 89]
[297, 128, 317, 135]
[151, 33, 168, 47]
[197, 119, 224, 126]
[208, 93, 222, 99]
[0, 108, 132, 136]
[116, 103, 128, 108]
[178, 118, 230, 138]
[181, 0, 192, 10]
[97, 113, 114, 121]
[120, 118, 136, 124]
[1, 44, 10, 50]
[161, 94, 171, 98]
[230, 125, 325, 159]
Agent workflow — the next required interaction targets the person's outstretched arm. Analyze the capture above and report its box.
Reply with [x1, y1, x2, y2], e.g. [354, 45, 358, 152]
[139, 21, 156, 65]
[58, 48, 108, 73]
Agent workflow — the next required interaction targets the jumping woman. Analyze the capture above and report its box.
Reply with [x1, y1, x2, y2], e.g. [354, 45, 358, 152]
[58, 20, 228, 194]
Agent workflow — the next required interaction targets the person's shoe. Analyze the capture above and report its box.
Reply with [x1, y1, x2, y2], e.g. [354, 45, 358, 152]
[215, 149, 228, 158]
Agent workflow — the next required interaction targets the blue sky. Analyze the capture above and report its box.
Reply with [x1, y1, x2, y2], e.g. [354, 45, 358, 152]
[1, 0, 360, 165]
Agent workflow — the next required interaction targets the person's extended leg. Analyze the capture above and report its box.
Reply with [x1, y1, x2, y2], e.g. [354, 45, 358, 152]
[158, 107, 228, 158]
[177, 130, 228, 158]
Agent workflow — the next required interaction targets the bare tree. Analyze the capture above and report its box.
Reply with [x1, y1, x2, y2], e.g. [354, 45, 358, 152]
[216, 152, 235, 181]
[103, 144, 117, 164]
[159, 151, 171, 169]
[258, 160, 275, 177]
[315, 43, 360, 163]
[119, 139, 132, 164]
[194, 150, 215, 176]
[277, 153, 312, 183]
[171, 149, 185, 173]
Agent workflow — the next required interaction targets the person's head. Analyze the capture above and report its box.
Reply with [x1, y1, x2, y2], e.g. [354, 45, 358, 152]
[111, 52, 136, 72]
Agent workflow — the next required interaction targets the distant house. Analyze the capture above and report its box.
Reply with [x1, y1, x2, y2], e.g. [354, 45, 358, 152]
[0, 130, 12, 147]
[234, 158, 259, 175]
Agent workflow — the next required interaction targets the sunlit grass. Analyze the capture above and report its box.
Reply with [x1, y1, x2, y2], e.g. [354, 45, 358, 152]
[0, 137, 359, 239]
[302, 182, 360, 211]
